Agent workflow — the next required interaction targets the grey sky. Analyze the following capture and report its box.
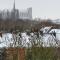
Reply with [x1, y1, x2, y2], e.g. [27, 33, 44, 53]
[0, 0, 60, 19]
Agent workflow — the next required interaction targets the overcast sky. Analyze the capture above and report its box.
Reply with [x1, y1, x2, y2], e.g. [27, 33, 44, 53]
[0, 0, 60, 19]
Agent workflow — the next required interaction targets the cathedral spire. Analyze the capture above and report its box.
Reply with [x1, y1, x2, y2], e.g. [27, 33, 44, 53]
[13, 0, 16, 20]
[13, 0, 15, 10]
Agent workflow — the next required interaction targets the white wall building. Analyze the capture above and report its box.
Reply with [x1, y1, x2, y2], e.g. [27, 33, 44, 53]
[19, 7, 32, 20]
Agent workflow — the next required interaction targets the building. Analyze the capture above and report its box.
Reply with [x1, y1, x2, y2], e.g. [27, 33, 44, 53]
[11, 0, 19, 20]
[0, 10, 2, 19]
[19, 7, 32, 20]
[0, 0, 32, 20]
[1, 10, 11, 20]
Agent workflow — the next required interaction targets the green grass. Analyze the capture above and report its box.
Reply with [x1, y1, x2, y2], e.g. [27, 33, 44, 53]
[26, 47, 60, 60]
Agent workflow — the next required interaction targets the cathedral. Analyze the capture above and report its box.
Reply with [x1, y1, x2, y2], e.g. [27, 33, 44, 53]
[0, 0, 32, 20]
